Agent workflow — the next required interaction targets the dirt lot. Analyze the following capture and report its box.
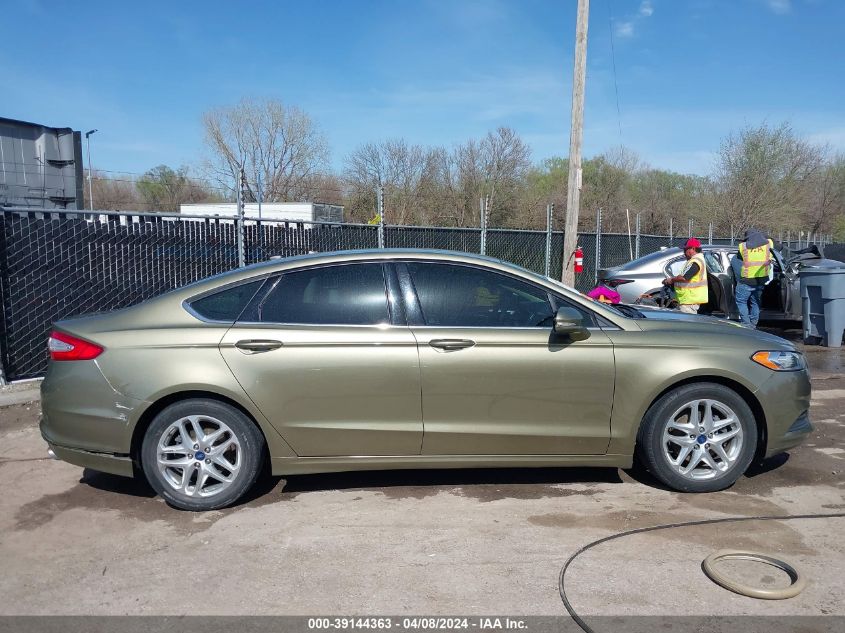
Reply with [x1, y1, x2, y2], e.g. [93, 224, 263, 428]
[0, 332, 843, 619]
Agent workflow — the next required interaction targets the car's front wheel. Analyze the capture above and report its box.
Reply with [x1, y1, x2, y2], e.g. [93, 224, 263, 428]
[637, 383, 757, 492]
[141, 399, 265, 511]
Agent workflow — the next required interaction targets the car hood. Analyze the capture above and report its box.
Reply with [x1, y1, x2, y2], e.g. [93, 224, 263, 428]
[625, 305, 795, 349]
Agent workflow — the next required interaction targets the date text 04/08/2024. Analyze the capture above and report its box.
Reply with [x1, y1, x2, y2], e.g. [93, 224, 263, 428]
[307, 618, 528, 630]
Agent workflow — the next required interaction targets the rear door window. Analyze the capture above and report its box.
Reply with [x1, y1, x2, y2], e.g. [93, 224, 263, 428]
[246, 263, 389, 325]
[666, 257, 686, 276]
[703, 252, 724, 273]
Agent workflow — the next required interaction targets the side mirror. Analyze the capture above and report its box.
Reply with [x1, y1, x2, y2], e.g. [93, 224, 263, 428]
[553, 306, 590, 341]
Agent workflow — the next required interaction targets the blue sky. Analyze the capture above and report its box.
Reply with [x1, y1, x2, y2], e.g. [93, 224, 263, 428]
[3, 0, 844, 178]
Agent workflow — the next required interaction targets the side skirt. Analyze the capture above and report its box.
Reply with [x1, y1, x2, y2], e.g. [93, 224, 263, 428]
[270, 453, 632, 476]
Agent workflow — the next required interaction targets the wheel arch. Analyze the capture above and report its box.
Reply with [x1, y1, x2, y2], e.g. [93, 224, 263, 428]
[638, 376, 768, 463]
[130, 390, 279, 471]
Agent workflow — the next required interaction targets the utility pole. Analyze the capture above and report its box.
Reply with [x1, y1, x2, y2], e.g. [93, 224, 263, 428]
[561, 0, 589, 285]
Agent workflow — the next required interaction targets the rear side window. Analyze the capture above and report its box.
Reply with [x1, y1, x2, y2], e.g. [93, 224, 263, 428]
[406, 262, 555, 328]
[188, 280, 263, 322]
[704, 252, 724, 273]
[249, 263, 389, 325]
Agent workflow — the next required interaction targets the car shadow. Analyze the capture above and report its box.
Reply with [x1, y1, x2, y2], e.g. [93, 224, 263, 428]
[275, 465, 623, 496]
[621, 452, 792, 491]
[745, 452, 791, 478]
[80, 468, 156, 498]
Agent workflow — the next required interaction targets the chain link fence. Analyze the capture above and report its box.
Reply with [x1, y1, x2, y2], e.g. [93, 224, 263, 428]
[0, 206, 839, 382]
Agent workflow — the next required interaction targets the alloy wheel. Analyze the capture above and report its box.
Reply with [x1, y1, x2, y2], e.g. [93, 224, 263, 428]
[156, 415, 241, 498]
[663, 399, 744, 481]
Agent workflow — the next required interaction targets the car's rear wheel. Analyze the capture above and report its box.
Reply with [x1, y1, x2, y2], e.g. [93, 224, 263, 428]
[637, 383, 757, 492]
[141, 399, 265, 511]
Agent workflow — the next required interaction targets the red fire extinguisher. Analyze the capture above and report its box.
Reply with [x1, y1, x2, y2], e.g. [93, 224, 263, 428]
[574, 246, 584, 274]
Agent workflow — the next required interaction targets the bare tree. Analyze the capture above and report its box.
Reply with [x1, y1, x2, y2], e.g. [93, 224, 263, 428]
[715, 122, 824, 232]
[202, 98, 330, 203]
[804, 155, 845, 235]
[344, 139, 434, 224]
[478, 127, 532, 226]
[85, 171, 143, 211]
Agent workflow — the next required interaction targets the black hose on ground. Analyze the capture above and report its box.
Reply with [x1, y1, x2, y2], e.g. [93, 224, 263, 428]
[558, 512, 845, 633]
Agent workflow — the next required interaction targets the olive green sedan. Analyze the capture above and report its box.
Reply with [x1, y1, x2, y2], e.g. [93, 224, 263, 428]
[41, 250, 812, 511]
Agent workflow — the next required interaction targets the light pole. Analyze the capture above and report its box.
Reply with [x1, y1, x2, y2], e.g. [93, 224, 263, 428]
[85, 129, 98, 210]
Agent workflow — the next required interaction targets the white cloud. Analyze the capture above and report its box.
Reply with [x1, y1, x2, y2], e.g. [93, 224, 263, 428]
[639, 1, 654, 17]
[616, 21, 635, 38]
[766, 0, 791, 14]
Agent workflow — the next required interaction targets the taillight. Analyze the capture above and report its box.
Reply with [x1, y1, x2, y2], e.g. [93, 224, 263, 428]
[605, 278, 635, 288]
[48, 331, 103, 361]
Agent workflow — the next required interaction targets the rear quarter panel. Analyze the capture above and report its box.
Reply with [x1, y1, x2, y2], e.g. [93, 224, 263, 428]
[55, 297, 296, 458]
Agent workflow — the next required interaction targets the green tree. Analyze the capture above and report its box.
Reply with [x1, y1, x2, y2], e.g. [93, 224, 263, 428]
[136, 165, 212, 212]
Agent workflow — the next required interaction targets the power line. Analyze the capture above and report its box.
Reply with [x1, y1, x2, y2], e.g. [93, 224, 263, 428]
[607, 0, 624, 151]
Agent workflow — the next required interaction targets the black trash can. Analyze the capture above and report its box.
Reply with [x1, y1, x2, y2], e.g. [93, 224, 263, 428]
[800, 265, 845, 348]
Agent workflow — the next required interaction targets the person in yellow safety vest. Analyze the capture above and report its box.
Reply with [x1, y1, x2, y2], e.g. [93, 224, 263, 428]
[663, 238, 708, 314]
[735, 228, 774, 328]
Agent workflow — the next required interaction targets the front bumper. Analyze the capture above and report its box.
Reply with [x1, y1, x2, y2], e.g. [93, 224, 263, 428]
[756, 368, 813, 458]
[766, 411, 813, 457]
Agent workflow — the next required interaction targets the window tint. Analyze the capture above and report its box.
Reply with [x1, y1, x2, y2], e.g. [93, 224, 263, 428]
[254, 264, 389, 325]
[666, 257, 686, 276]
[407, 263, 554, 328]
[704, 252, 724, 273]
[189, 280, 263, 322]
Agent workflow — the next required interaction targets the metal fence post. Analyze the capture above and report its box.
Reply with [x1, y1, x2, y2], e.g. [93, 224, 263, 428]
[544, 203, 553, 277]
[236, 167, 245, 268]
[377, 186, 385, 249]
[635, 212, 641, 259]
[688, 219, 693, 239]
[669, 218, 673, 245]
[594, 208, 602, 284]
[708, 222, 713, 245]
[480, 196, 488, 255]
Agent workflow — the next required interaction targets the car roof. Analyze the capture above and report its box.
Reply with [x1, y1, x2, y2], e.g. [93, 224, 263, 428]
[173, 248, 550, 296]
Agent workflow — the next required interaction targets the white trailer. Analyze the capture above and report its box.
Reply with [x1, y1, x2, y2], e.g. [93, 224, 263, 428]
[179, 202, 343, 224]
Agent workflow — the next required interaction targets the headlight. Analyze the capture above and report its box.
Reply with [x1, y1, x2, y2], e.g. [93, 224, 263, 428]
[751, 351, 805, 371]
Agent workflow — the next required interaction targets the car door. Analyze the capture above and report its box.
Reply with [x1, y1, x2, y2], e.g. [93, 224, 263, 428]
[702, 250, 732, 315]
[219, 262, 423, 456]
[399, 261, 614, 456]
[774, 250, 799, 318]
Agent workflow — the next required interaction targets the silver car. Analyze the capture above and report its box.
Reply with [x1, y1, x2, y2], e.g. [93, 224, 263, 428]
[599, 245, 842, 322]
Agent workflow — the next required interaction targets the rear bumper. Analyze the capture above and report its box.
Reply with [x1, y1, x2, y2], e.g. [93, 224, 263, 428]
[40, 359, 148, 474]
[44, 440, 134, 477]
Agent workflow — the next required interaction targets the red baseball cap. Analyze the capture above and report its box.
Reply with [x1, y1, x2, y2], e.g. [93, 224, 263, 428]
[685, 238, 702, 249]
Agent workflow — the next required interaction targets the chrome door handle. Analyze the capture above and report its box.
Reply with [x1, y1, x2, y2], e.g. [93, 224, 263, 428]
[235, 339, 283, 353]
[429, 338, 476, 351]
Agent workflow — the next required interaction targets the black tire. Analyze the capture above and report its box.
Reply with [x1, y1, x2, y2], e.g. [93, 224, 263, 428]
[636, 383, 758, 493]
[141, 399, 265, 511]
